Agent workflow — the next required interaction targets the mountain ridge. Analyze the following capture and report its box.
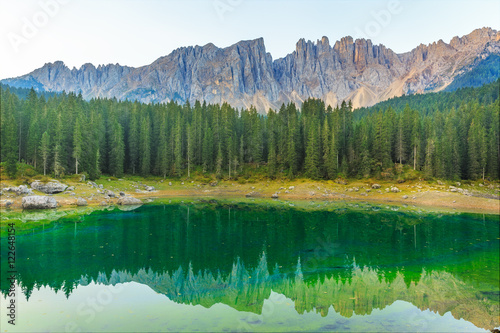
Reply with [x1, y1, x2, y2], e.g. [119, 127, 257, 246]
[2, 27, 499, 112]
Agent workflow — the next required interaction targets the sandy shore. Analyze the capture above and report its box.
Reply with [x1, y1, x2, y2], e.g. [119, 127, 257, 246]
[1, 178, 499, 215]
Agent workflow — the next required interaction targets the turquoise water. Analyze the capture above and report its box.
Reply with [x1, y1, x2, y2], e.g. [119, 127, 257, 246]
[1, 202, 499, 332]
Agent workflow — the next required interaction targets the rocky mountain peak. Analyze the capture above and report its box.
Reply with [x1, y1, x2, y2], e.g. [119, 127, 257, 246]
[2, 27, 499, 111]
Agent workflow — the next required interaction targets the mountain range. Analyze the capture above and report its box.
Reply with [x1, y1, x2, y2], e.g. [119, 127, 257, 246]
[2, 27, 499, 112]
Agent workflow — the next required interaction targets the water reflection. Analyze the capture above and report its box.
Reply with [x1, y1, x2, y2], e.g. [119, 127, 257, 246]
[1, 203, 499, 331]
[52, 254, 495, 330]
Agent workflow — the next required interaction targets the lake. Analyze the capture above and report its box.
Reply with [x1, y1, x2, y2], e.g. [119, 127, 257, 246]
[1, 201, 499, 332]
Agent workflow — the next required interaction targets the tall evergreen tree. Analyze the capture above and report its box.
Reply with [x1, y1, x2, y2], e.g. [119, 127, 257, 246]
[40, 131, 50, 176]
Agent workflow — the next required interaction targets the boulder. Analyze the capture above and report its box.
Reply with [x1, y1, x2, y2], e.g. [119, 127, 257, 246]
[335, 178, 348, 185]
[168, 182, 172, 186]
[117, 196, 142, 205]
[289, 186, 295, 190]
[104, 190, 116, 198]
[402, 195, 408, 199]
[1, 200, 14, 208]
[145, 186, 155, 191]
[76, 198, 88, 206]
[209, 181, 218, 187]
[271, 193, 279, 199]
[119, 191, 125, 197]
[67, 186, 75, 191]
[4, 185, 33, 195]
[87, 181, 98, 188]
[390, 187, 400, 193]
[31, 181, 68, 194]
[22, 196, 57, 209]
[371, 184, 381, 189]
[245, 191, 259, 198]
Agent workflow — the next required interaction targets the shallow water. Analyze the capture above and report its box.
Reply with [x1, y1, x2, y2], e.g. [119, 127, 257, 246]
[1, 202, 499, 332]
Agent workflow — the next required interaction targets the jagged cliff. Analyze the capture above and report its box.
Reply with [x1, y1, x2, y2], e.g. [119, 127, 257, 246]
[2, 27, 499, 111]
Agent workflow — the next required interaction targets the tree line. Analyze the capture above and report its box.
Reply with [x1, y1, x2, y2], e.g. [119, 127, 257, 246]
[1, 82, 498, 181]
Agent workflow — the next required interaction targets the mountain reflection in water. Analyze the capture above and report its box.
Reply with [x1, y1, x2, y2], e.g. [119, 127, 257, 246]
[1, 203, 498, 331]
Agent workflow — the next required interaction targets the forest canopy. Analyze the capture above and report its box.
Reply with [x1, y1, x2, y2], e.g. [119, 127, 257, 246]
[1, 80, 499, 181]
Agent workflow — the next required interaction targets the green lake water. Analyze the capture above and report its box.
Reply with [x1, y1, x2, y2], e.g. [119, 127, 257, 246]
[1, 201, 499, 332]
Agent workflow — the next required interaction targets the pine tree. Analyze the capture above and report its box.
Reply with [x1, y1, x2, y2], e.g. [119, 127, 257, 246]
[202, 125, 213, 173]
[128, 105, 140, 174]
[174, 113, 183, 176]
[53, 113, 65, 178]
[424, 139, 436, 177]
[157, 114, 169, 178]
[305, 121, 320, 179]
[216, 143, 223, 179]
[187, 123, 195, 178]
[3, 107, 18, 178]
[73, 116, 83, 174]
[109, 118, 125, 177]
[40, 131, 50, 176]
[139, 116, 151, 175]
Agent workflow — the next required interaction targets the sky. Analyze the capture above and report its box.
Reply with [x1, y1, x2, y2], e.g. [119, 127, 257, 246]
[0, 0, 499, 80]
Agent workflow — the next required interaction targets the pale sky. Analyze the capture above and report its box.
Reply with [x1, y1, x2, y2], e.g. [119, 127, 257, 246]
[0, 0, 499, 80]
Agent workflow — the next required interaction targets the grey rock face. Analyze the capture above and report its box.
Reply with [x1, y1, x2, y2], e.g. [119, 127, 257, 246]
[22, 196, 57, 209]
[4, 185, 33, 195]
[2, 28, 499, 111]
[117, 196, 142, 205]
[76, 197, 88, 206]
[31, 181, 67, 194]
[104, 190, 116, 198]
[391, 187, 401, 193]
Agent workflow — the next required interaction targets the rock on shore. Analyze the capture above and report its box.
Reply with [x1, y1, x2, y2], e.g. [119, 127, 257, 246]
[117, 196, 142, 205]
[22, 196, 57, 209]
[31, 181, 68, 194]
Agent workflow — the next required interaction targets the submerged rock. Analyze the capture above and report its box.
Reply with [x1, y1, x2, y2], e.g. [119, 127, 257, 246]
[22, 196, 57, 209]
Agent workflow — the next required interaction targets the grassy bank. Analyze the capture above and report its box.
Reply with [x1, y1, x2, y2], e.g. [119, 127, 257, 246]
[1, 175, 499, 216]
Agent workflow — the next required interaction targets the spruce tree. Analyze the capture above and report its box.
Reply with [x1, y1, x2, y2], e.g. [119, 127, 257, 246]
[40, 131, 50, 176]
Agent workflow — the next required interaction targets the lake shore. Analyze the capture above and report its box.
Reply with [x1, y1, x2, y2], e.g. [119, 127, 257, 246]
[1, 178, 499, 215]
